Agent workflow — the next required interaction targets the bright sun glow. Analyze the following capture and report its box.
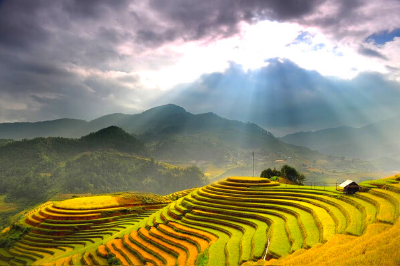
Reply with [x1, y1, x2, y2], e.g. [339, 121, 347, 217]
[136, 20, 390, 90]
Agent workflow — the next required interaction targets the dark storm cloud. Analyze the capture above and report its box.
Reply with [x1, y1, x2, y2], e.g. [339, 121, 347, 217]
[10, 61, 71, 77]
[116, 74, 140, 83]
[161, 59, 400, 135]
[0, 0, 398, 127]
[141, 0, 325, 46]
[27, 77, 143, 122]
[0, 0, 50, 50]
[358, 46, 388, 60]
[300, 0, 364, 28]
[0, 66, 149, 123]
[250, 0, 324, 20]
[62, 0, 130, 20]
[0, 0, 327, 109]
[136, 30, 171, 47]
[298, 0, 400, 46]
[0, 0, 142, 123]
[0, 0, 395, 60]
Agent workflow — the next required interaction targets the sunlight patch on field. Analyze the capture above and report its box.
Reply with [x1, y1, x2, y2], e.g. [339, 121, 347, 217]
[53, 192, 171, 209]
[114, 192, 171, 205]
[54, 195, 120, 209]
[228, 176, 267, 182]
[50, 193, 92, 201]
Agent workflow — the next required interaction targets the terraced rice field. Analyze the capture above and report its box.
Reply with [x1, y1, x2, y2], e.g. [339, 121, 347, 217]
[163, 188, 196, 201]
[90, 176, 400, 265]
[1, 176, 400, 265]
[0, 194, 168, 265]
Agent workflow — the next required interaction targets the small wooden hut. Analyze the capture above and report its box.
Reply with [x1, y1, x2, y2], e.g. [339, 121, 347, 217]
[339, 179, 360, 195]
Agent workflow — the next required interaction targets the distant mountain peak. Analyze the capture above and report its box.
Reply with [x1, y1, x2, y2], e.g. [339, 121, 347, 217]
[95, 125, 124, 133]
[80, 125, 146, 154]
[141, 104, 186, 115]
[81, 125, 130, 139]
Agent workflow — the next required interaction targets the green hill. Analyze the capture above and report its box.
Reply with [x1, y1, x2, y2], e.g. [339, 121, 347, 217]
[80, 125, 146, 153]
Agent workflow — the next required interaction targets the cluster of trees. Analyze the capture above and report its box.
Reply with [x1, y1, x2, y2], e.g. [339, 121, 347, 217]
[260, 167, 281, 179]
[260, 165, 305, 184]
[58, 151, 207, 195]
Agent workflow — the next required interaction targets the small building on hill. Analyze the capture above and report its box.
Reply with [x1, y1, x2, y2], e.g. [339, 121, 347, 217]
[339, 180, 360, 195]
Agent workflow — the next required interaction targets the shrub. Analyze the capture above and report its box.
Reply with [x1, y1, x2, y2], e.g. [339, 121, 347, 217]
[196, 247, 209, 266]
[270, 176, 279, 181]
[260, 168, 281, 179]
[0, 223, 31, 248]
[106, 254, 120, 265]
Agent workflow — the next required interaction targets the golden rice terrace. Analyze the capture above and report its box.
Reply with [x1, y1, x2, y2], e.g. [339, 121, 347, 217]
[1, 176, 400, 265]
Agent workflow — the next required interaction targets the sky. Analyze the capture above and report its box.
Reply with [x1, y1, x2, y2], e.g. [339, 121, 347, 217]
[0, 0, 400, 136]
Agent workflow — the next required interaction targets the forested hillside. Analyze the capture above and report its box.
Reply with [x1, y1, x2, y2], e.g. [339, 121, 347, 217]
[0, 126, 207, 205]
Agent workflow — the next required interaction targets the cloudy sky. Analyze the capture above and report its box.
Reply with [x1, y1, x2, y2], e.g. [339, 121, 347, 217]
[1, 0, 400, 135]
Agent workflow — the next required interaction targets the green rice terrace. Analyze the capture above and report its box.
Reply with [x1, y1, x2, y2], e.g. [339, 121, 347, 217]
[1, 175, 400, 265]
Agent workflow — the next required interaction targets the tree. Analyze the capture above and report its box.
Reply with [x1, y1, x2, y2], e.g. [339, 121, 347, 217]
[281, 165, 297, 180]
[281, 165, 305, 185]
[260, 168, 273, 179]
[298, 174, 305, 184]
[260, 167, 281, 179]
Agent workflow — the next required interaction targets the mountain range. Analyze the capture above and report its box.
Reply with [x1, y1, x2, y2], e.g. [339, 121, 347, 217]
[0, 104, 321, 163]
[0, 104, 390, 176]
[280, 116, 400, 161]
[1, 104, 398, 162]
